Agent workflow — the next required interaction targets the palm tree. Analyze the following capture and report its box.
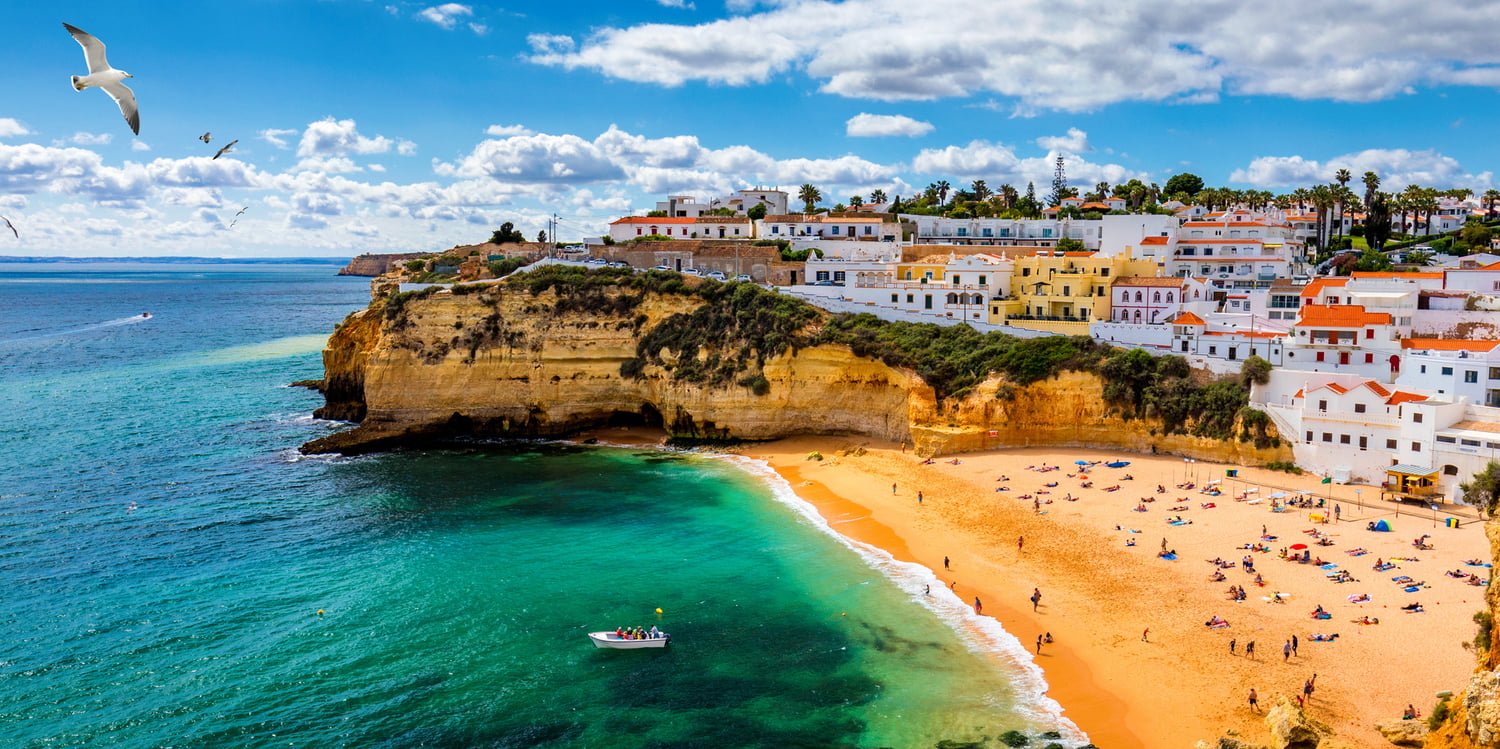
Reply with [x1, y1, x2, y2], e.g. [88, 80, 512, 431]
[1484, 189, 1500, 219]
[848, 195, 864, 209]
[798, 183, 822, 213]
[1362, 171, 1380, 215]
[1333, 169, 1352, 245]
[870, 188, 888, 205]
[1000, 183, 1018, 210]
[1308, 184, 1334, 249]
[971, 179, 991, 202]
[936, 180, 951, 206]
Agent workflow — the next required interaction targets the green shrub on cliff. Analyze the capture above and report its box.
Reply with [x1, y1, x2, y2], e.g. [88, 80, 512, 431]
[627, 281, 819, 387]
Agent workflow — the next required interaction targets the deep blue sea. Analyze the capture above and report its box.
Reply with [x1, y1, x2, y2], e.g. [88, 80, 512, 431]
[0, 263, 1083, 748]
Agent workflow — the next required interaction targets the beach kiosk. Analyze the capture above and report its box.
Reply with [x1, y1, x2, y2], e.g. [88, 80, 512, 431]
[1382, 464, 1441, 508]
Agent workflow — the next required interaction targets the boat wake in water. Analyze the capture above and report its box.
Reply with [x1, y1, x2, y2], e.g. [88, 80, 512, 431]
[1, 313, 150, 343]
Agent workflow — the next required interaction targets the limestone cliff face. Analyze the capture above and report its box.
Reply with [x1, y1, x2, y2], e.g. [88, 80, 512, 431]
[302, 281, 1291, 465]
[1422, 523, 1500, 749]
[337, 253, 427, 277]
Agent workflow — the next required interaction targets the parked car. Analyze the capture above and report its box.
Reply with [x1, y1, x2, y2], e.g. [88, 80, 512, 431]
[683, 268, 703, 276]
[734, 274, 753, 282]
[705, 270, 727, 280]
[650, 265, 672, 272]
[809, 279, 841, 286]
[609, 261, 631, 268]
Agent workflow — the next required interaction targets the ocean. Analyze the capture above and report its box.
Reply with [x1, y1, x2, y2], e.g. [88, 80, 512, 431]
[0, 263, 1083, 748]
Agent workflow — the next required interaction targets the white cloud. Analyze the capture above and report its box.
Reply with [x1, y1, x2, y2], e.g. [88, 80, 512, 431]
[69, 132, 113, 146]
[130, 140, 151, 152]
[1035, 128, 1091, 153]
[297, 118, 415, 158]
[526, 0, 1500, 111]
[468, 23, 489, 35]
[485, 124, 534, 137]
[656, 0, 696, 7]
[258, 128, 298, 149]
[417, 3, 473, 29]
[845, 113, 933, 138]
[344, 220, 380, 237]
[292, 156, 364, 174]
[912, 139, 1144, 187]
[0, 119, 32, 138]
[1229, 148, 1493, 191]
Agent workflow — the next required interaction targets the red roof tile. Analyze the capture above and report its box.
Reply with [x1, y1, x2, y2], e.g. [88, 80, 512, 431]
[1400, 338, 1500, 352]
[1296, 304, 1392, 328]
[1387, 391, 1428, 406]
[1171, 312, 1206, 325]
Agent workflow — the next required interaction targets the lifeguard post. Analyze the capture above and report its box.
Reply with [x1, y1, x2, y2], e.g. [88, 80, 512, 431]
[1381, 464, 1441, 505]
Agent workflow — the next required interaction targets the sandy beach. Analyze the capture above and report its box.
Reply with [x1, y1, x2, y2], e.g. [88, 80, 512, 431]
[720, 437, 1493, 748]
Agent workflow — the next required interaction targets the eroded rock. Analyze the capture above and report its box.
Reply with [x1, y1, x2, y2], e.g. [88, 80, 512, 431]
[1373, 719, 1426, 747]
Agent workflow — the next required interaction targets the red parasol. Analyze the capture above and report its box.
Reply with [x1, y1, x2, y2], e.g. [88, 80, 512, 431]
[1288, 543, 1308, 550]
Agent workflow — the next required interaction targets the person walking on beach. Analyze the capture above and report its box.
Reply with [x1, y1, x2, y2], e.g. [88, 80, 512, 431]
[944, 556, 950, 570]
[1030, 588, 1042, 611]
[1017, 535, 1024, 553]
[1035, 634, 1043, 654]
[923, 584, 930, 596]
[1283, 640, 1291, 661]
[1246, 640, 1255, 659]
[1334, 504, 1341, 522]
[1303, 676, 1315, 702]
[1230, 638, 1236, 655]
[917, 491, 923, 504]
[1291, 634, 1299, 656]
[892, 483, 897, 495]
[1141, 628, 1149, 642]
[974, 597, 982, 615]
[1248, 688, 1259, 712]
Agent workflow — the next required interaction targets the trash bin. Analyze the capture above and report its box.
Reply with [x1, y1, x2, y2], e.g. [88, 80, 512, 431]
[1226, 469, 1238, 478]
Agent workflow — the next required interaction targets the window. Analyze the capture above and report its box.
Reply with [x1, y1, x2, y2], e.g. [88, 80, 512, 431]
[923, 295, 932, 310]
[1490, 367, 1500, 380]
[1209, 346, 1217, 355]
[1154, 291, 1162, 303]
[1359, 436, 1367, 450]
[1340, 434, 1351, 444]
[1063, 286, 1071, 297]
[1365, 328, 1373, 339]
[1420, 365, 1427, 374]
[1412, 441, 1422, 452]
[1365, 354, 1374, 363]
[906, 294, 914, 303]
[1463, 439, 1481, 447]
[1466, 371, 1479, 383]
[1120, 291, 1130, 302]
[1022, 268, 1031, 277]
[1100, 268, 1109, 277]
[1135, 291, 1143, 302]
[864, 225, 873, 235]
[1445, 465, 1460, 476]
[1437, 436, 1456, 444]
[1386, 439, 1398, 449]
[891, 294, 898, 302]
[1442, 366, 1454, 376]
[1413, 412, 1423, 423]
[1316, 351, 1325, 362]
[978, 275, 987, 286]
[1322, 433, 1332, 442]
[1354, 403, 1366, 413]
[1318, 399, 1328, 411]
[1306, 431, 1314, 441]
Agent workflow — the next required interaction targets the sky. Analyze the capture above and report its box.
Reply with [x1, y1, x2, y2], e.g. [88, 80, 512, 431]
[6, 0, 1500, 256]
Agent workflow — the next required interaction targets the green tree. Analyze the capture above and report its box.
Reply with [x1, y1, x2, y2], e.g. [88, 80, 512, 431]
[746, 203, 767, 221]
[1362, 171, 1381, 212]
[935, 180, 951, 205]
[1055, 237, 1086, 252]
[537, 229, 547, 243]
[848, 195, 864, 208]
[1405, 250, 1435, 266]
[1354, 246, 1393, 272]
[1462, 221, 1493, 251]
[646, 209, 669, 217]
[869, 189, 888, 205]
[1364, 192, 1393, 250]
[489, 222, 526, 244]
[1163, 173, 1204, 197]
[1461, 461, 1500, 516]
[971, 179, 991, 202]
[798, 184, 822, 213]
[1240, 355, 1272, 387]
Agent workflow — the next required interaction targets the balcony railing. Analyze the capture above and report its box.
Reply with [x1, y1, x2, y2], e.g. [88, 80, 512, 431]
[1005, 314, 1090, 323]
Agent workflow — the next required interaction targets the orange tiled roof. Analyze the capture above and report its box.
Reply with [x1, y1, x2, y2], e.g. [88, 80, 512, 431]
[1300, 277, 1351, 298]
[1140, 236, 1170, 245]
[1350, 272, 1443, 280]
[612, 216, 698, 224]
[1400, 338, 1500, 352]
[1363, 381, 1392, 397]
[1296, 304, 1392, 328]
[1387, 391, 1428, 406]
[1171, 312, 1206, 325]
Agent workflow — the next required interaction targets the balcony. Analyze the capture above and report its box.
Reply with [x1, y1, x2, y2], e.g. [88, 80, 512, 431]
[1005, 314, 1091, 323]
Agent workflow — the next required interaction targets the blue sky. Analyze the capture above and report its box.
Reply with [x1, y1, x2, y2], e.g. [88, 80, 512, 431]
[5, 0, 1500, 256]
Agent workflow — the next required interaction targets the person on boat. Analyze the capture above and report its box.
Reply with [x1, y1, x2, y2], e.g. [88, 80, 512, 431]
[615, 627, 625, 638]
[649, 625, 661, 639]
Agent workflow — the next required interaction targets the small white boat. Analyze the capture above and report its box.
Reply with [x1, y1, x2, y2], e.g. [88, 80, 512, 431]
[588, 631, 670, 649]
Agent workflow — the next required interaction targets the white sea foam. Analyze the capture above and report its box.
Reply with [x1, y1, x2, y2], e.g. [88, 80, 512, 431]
[718, 454, 1090, 746]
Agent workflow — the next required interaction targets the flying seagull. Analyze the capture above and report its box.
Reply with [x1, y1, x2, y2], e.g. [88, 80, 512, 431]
[234, 206, 248, 217]
[0, 215, 16, 238]
[213, 139, 238, 160]
[199, 132, 212, 144]
[63, 23, 138, 135]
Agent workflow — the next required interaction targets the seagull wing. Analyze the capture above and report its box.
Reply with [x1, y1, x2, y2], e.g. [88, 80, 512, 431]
[100, 80, 139, 135]
[200, 132, 212, 143]
[213, 140, 238, 159]
[63, 23, 111, 74]
[1, 216, 16, 238]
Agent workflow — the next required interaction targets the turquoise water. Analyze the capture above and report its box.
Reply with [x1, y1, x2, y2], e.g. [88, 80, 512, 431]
[0, 264, 1082, 748]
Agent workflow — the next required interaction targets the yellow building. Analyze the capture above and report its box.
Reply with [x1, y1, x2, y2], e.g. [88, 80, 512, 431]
[989, 250, 1161, 334]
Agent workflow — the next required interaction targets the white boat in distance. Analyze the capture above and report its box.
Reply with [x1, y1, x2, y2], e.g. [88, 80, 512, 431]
[588, 631, 671, 649]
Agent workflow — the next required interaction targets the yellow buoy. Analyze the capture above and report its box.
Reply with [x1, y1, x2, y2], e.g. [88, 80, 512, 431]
[655, 607, 663, 614]
[317, 609, 324, 616]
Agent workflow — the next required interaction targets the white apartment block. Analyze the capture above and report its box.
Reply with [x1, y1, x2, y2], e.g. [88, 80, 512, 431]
[798, 252, 1011, 323]
[653, 189, 790, 218]
[904, 215, 1097, 249]
[761, 214, 902, 242]
[1167, 212, 1305, 288]
[608, 216, 753, 242]
[1395, 339, 1500, 407]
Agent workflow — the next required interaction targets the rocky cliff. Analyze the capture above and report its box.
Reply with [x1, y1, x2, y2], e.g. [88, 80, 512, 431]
[338, 253, 427, 277]
[1420, 523, 1500, 749]
[301, 276, 1291, 464]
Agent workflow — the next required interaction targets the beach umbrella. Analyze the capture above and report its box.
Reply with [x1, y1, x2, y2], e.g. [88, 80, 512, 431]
[1289, 543, 1308, 550]
[1268, 492, 1287, 498]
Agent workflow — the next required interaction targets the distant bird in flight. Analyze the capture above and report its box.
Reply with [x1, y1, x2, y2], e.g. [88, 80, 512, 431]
[199, 132, 212, 144]
[63, 23, 138, 135]
[0, 215, 16, 238]
[213, 139, 238, 159]
[234, 206, 248, 217]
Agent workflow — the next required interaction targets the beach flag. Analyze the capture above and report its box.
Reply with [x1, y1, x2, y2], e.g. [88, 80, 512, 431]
[1321, 476, 1332, 484]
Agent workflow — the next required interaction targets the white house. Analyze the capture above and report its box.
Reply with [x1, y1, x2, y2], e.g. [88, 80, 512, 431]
[762, 214, 901, 242]
[608, 216, 753, 242]
[1110, 276, 1197, 325]
[1395, 338, 1500, 407]
[1167, 211, 1305, 287]
[1283, 304, 1403, 380]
